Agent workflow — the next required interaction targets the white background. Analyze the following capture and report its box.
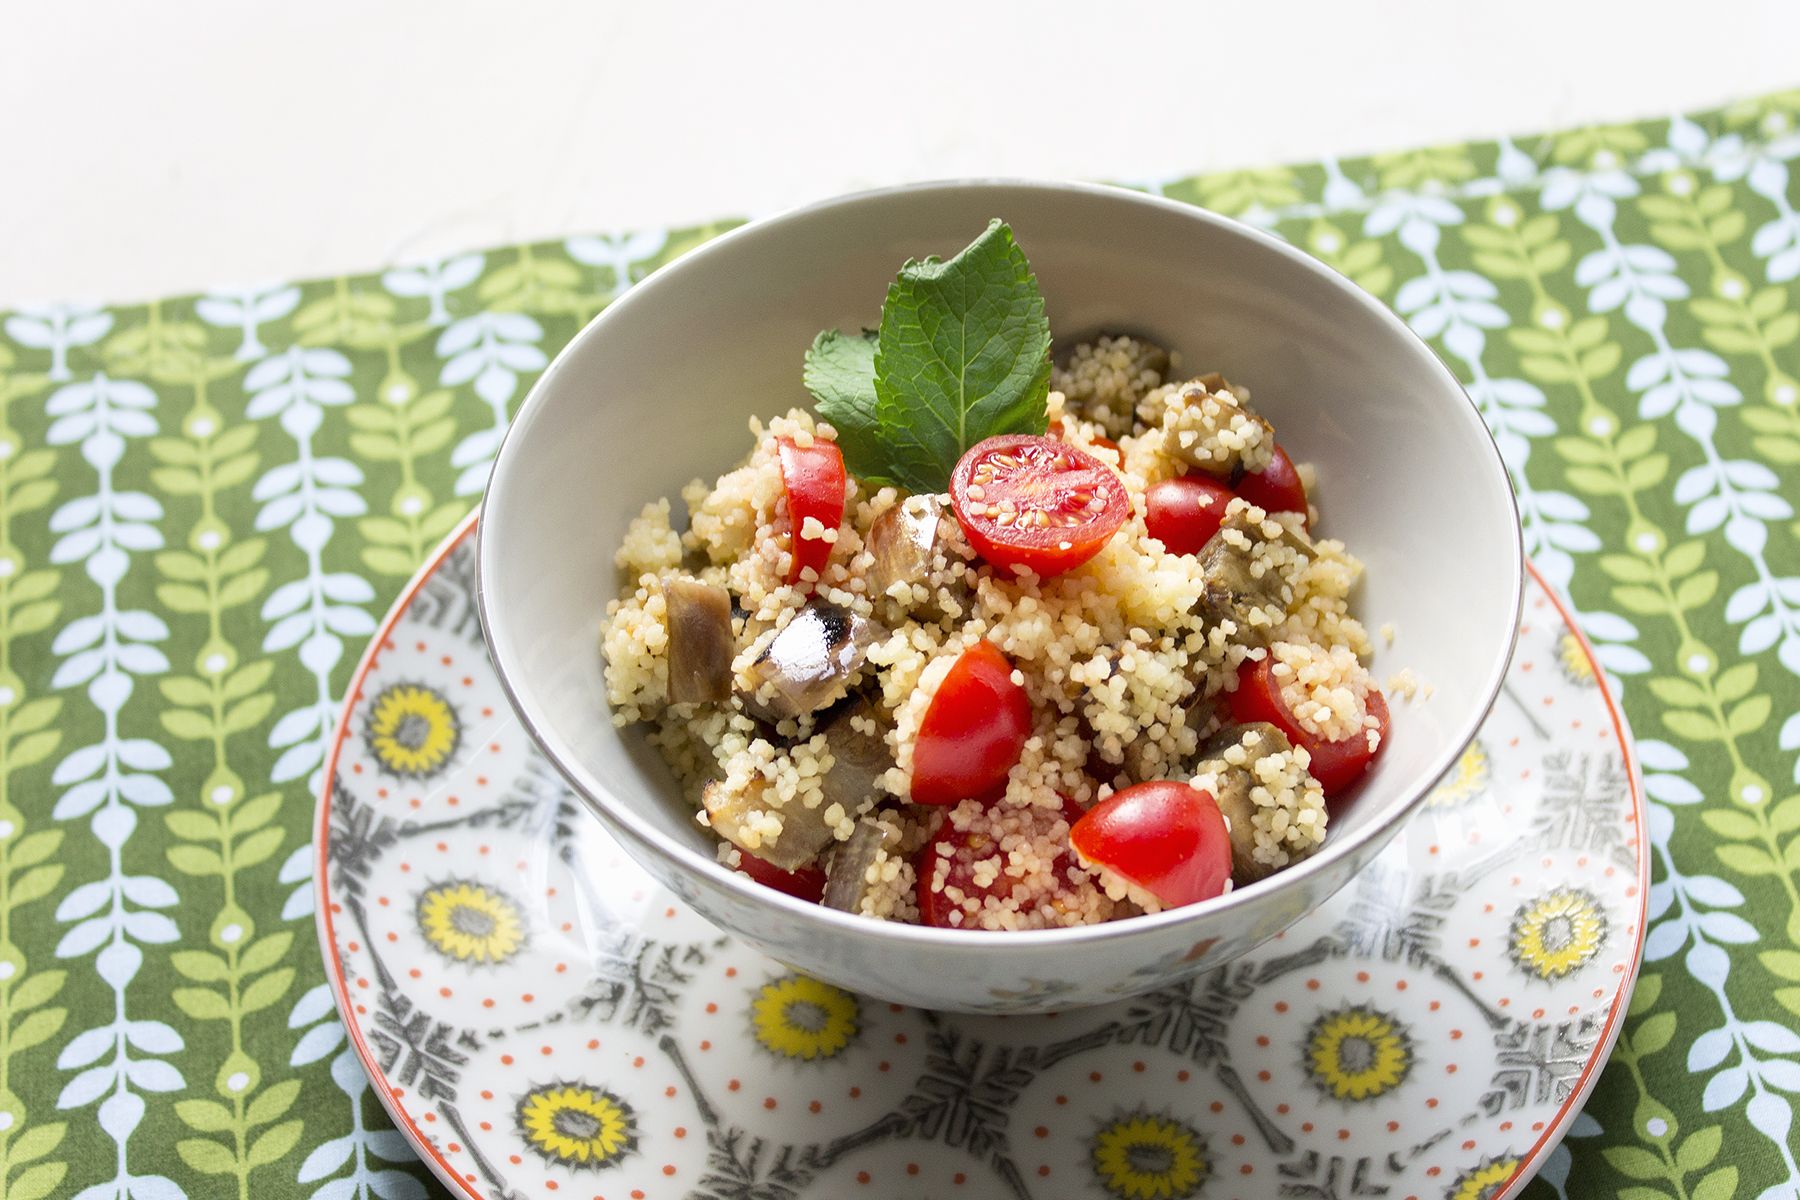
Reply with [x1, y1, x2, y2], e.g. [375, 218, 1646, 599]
[2, 0, 1796, 308]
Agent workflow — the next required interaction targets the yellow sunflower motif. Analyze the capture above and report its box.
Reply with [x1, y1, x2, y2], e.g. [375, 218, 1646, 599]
[1427, 741, 1490, 808]
[516, 1082, 637, 1170]
[1557, 631, 1596, 685]
[1090, 1110, 1208, 1200]
[1446, 1154, 1520, 1200]
[1305, 1005, 1413, 1101]
[417, 881, 525, 964]
[750, 974, 859, 1061]
[365, 682, 460, 777]
[1509, 888, 1606, 980]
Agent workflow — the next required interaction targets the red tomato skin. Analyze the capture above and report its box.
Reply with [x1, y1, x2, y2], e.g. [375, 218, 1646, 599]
[916, 794, 1087, 929]
[1145, 475, 1238, 555]
[1069, 782, 1231, 908]
[949, 435, 1128, 579]
[1226, 657, 1388, 795]
[1307, 689, 1389, 796]
[1226, 656, 1304, 741]
[914, 844, 958, 928]
[910, 641, 1032, 806]
[735, 852, 827, 902]
[776, 437, 846, 585]
[1236, 443, 1308, 519]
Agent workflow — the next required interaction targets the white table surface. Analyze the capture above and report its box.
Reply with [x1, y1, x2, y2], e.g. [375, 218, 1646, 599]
[2, 0, 1795, 308]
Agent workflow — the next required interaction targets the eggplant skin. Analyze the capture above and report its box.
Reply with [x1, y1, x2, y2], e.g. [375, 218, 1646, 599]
[866, 497, 942, 600]
[661, 577, 735, 704]
[818, 695, 892, 809]
[1199, 722, 1291, 884]
[822, 812, 903, 912]
[738, 603, 881, 721]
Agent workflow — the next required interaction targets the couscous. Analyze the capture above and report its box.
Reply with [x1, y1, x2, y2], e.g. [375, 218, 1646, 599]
[600, 222, 1392, 931]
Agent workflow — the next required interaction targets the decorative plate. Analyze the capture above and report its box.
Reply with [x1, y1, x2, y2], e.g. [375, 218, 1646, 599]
[315, 514, 1646, 1200]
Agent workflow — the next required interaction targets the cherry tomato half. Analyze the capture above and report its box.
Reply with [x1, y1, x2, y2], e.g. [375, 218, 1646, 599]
[910, 641, 1032, 806]
[917, 795, 1086, 928]
[735, 852, 827, 902]
[1227, 656, 1389, 795]
[1145, 474, 1238, 556]
[1236, 442, 1307, 519]
[1069, 781, 1231, 909]
[950, 434, 1129, 578]
[776, 436, 846, 585]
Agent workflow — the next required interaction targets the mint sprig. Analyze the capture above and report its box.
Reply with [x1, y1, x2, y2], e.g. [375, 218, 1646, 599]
[802, 329, 889, 485]
[805, 220, 1051, 493]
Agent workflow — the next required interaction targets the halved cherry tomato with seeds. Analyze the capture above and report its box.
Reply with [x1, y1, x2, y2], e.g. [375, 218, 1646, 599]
[910, 641, 1032, 806]
[950, 434, 1128, 578]
[735, 852, 827, 902]
[916, 795, 1086, 928]
[1236, 442, 1307, 520]
[776, 436, 846, 586]
[1070, 781, 1231, 909]
[1145, 474, 1238, 556]
[1227, 656, 1388, 796]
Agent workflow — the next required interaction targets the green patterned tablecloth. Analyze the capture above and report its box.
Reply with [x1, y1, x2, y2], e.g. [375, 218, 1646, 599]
[3, 89, 1799, 1200]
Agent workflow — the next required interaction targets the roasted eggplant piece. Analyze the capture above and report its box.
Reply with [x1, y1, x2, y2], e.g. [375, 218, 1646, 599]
[822, 808, 909, 912]
[818, 695, 892, 813]
[738, 602, 882, 721]
[1192, 508, 1313, 638]
[703, 697, 895, 870]
[1198, 722, 1291, 883]
[866, 496, 942, 599]
[1121, 690, 1219, 782]
[660, 576, 735, 704]
[1125, 337, 1171, 380]
[703, 776, 830, 871]
[1164, 381, 1276, 482]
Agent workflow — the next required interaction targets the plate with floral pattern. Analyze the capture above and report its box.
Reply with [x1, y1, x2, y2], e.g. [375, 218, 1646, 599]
[315, 514, 1646, 1200]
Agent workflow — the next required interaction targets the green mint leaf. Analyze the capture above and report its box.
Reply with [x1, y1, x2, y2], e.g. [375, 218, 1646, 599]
[803, 329, 892, 484]
[870, 219, 1051, 492]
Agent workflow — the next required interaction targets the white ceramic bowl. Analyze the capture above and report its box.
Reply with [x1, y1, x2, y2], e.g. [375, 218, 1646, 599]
[477, 181, 1522, 1014]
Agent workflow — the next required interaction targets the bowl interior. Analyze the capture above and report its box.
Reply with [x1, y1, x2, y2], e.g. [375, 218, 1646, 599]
[479, 181, 1521, 916]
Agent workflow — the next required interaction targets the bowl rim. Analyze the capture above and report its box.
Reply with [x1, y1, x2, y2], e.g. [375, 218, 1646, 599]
[476, 176, 1525, 949]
